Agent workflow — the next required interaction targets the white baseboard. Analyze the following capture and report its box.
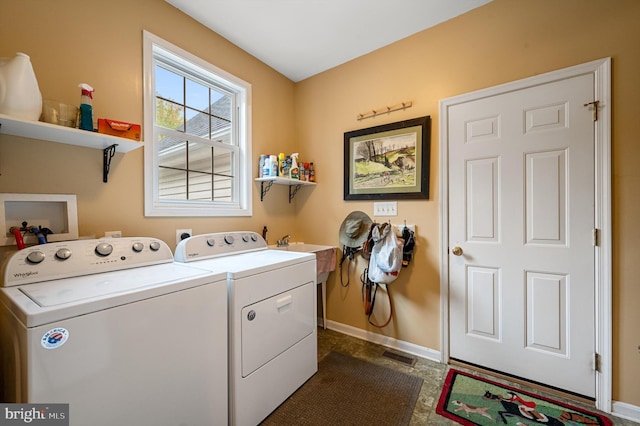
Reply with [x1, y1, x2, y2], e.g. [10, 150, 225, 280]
[325, 320, 640, 422]
[612, 400, 640, 423]
[325, 320, 441, 363]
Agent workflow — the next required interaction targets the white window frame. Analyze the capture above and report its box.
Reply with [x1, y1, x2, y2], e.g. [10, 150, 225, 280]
[142, 30, 252, 217]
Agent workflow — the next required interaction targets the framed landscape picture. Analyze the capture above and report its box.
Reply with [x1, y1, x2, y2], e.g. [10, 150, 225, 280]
[344, 116, 431, 200]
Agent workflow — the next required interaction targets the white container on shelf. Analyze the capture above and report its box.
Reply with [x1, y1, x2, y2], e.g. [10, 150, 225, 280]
[0, 53, 43, 121]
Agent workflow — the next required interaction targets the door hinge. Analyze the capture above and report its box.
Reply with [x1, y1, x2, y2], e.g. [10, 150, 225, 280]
[584, 100, 599, 121]
[592, 228, 599, 246]
[593, 352, 601, 372]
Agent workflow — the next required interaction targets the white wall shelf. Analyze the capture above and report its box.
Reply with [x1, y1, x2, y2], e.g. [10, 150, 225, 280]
[0, 113, 144, 182]
[0, 113, 143, 152]
[255, 177, 315, 203]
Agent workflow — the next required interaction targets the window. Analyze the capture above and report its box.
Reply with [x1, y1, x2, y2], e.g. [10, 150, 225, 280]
[143, 31, 252, 216]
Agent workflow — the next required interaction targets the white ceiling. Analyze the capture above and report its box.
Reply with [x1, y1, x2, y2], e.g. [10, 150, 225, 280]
[164, 0, 493, 82]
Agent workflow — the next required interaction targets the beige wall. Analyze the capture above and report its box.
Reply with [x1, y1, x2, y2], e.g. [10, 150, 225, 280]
[0, 0, 300, 246]
[295, 0, 640, 407]
[1, 0, 638, 409]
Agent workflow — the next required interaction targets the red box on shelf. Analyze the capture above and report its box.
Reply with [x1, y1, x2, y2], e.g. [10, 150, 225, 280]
[97, 118, 141, 141]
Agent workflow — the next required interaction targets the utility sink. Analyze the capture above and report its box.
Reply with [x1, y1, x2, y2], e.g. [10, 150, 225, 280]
[270, 242, 336, 329]
[272, 243, 335, 278]
[273, 242, 333, 253]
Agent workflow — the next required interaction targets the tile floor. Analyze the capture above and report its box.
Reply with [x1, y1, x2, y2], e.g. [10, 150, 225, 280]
[317, 327, 639, 425]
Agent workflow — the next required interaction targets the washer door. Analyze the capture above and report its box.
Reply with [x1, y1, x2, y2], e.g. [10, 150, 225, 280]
[241, 282, 315, 377]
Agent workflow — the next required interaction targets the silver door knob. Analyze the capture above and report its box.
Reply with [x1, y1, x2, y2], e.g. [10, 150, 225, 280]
[452, 246, 463, 256]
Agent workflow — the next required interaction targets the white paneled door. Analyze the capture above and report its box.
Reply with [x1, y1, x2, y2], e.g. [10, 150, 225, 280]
[447, 73, 596, 397]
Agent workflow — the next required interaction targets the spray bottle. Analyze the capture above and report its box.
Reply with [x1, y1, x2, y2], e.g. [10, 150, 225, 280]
[78, 83, 94, 131]
[289, 153, 299, 180]
[278, 152, 285, 177]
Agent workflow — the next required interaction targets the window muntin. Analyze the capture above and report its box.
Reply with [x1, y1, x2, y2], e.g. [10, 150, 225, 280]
[154, 64, 234, 202]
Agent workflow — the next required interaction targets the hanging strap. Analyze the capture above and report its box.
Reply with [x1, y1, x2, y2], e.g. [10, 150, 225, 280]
[361, 267, 374, 314]
[401, 226, 415, 267]
[339, 245, 359, 287]
[361, 222, 378, 260]
[360, 268, 393, 328]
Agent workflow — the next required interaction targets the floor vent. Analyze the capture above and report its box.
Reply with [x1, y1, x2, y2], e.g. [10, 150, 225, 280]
[382, 350, 416, 366]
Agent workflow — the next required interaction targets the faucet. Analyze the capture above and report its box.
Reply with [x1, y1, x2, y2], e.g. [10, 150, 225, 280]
[277, 234, 291, 247]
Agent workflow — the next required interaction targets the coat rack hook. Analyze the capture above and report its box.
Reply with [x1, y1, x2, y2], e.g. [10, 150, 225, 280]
[356, 100, 413, 120]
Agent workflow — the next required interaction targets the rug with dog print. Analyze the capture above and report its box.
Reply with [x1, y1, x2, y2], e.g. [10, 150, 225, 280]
[436, 369, 612, 426]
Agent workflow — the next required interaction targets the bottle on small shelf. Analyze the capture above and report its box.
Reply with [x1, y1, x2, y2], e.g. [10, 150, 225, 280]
[78, 83, 94, 131]
[290, 153, 300, 180]
[300, 162, 307, 181]
[309, 162, 316, 182]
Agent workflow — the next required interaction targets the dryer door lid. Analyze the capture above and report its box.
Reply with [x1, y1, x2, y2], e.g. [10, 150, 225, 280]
[241, 282, 315, 377]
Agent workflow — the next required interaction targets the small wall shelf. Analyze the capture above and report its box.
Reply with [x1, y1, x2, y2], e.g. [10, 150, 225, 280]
[255, 177, 315, 203]
[0, 113, 144, 182]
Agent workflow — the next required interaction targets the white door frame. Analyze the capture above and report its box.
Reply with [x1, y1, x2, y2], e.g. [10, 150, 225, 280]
[439, 58, 612, 412]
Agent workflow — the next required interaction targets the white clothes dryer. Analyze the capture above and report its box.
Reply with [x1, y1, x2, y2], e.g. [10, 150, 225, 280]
[174, 231, 317, 426]
[0, 237, 228, 426]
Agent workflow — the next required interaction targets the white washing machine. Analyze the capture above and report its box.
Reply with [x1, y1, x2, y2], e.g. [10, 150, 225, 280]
[174, 231, 317, 426]
[0, 237, 228, 426]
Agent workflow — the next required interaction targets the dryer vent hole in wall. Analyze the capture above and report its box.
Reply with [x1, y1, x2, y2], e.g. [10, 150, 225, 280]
[176, 229, 192, 245]
[382, 350, 416, 366]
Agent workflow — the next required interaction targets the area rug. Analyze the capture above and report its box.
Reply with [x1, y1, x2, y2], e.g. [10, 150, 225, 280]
[260, 351, 423, 426]
[437, 369, 612, 426]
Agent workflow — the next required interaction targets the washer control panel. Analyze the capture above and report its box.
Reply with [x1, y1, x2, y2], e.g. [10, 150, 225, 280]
[174, 231, 266, 262]
[1, 237, 173, 287]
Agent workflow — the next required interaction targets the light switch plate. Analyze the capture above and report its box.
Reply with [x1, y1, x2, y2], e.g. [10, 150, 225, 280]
[373, 201, 397, 217]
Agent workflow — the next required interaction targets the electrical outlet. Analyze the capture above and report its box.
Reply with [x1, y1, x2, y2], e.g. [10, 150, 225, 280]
[176, 229, 192, 245]
[104, 231, 122, 238]
[373, 201, 398, 217]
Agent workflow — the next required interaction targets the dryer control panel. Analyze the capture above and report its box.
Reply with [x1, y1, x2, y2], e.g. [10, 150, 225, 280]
[174, 231, 267, 262]
[1, 237, 173, 287]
